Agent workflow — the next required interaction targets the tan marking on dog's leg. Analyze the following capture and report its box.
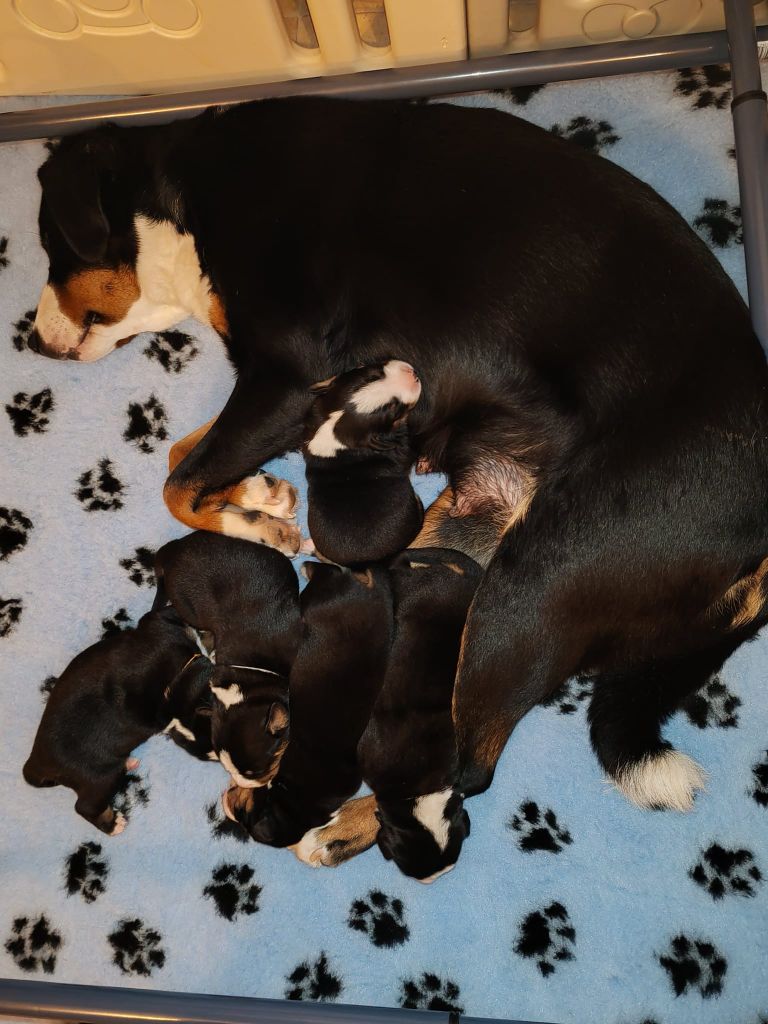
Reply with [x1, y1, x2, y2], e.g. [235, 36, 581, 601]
[229, 475, 298, 520]
[723, 556, 768, 629]
[168, 417, 218, 473]
[409, 487, 456, 549]
[292, 794, 379, 867]
[207, 291, 229, 338]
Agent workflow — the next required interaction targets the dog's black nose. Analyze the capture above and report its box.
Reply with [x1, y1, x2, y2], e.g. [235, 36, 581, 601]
[26, 328, 42, 353]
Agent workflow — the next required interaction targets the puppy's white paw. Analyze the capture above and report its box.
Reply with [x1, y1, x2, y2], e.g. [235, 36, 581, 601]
[292, 824, 333, 867]
[109, 811, 127, 836]
[614, 750, 707, 812]
[125, 757, 140, 771]
[220, 510, 302, 557]
[232, 474, 298, 520]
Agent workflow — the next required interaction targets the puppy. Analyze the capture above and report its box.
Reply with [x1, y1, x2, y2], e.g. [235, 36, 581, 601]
[304, 360, 423, 564]
[161, 653, 217, 760]
[357, 547, 482, 881]
[154, 531, 300, 787]
[23, 606, 203, 835]
[224, 561, 393, 845]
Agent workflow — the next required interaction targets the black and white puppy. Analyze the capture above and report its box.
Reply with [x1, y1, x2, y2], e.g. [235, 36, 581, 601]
[304, 360, 423, 564]
[23, 606, 203, 835]
[224, 560, 393, 845]
[357, 547, 482, 881]
[154, 531, 301, 788]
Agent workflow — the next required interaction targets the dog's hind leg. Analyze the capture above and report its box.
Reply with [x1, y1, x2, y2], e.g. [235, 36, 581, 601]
[409, 486, 507, 568]
[74, 773, 126, 836]
[291, 794, 379, 867]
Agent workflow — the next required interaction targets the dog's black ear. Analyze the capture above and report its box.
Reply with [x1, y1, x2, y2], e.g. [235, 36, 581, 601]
[266, 701, 289, 735]
[309, 375, 337, 394]
[38, 137, 115, 263]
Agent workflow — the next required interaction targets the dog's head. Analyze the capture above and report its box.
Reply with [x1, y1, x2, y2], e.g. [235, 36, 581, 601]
[305, 360, 421, 458]
[376, 789, 470, 882]
[162, 654, 217, 760]
[221, 778, 306, 847]
[31, 129, 215, 362]
[209, 666, 290, 788]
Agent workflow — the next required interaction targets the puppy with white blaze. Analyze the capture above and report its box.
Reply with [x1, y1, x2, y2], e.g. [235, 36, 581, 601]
[303, 360, 424, 564]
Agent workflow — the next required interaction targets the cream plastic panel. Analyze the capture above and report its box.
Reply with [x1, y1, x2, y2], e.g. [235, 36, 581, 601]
[0, 0, 467, 96]
[468, 0, 768, 55]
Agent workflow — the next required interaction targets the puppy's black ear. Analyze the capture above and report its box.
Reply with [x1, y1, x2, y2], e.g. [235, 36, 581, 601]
[266, 701, 289, 735]
[38, 137, 115, 263]
[309, 375, 337, 394]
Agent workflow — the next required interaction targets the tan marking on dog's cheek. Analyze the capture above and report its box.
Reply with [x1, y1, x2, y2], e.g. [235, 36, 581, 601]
[724, 556, 768, 629]
[55, 266, 140, 326]
[208, 291, 229, 337]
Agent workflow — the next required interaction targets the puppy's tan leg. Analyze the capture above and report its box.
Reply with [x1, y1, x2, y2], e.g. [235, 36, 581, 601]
[168, 417, 218, 473]
[408, 486, 505, 568]
[291, 794, 379, 867]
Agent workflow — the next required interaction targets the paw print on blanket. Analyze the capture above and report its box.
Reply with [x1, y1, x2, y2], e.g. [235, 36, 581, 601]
[542, 677, 592, 715]
[112, 772, 150, 822]
[119, 547, 156, 588]
[11, 309, 35, 352]
[514, 901, 576, 977]
[508, 801, 572, 854]
[348, 890, 410, 948]
[658, 934, 727, 998]
[690, 842, 762, 900]
[400, 973, 463, 1013]
[285, 952, 342, 1002]
[143, 330, 199, 374]
[124, 394, 169, 454]
[0, 597, 23, 638]
[76, 459, 125, 512]
[108, 919, 166, 976]
[203, 863, 261, 921]
[0, 507, 33, 561]
[205, 802, 249, 844]
[751, 751, 768, 808]
[101, 608, 133, 639]
[675, 64, 731, 110]
[684, 675, 741, 729]
[5, 388, 53, 437]
[550, 116, 619, 153]
[693, 199, 743, 249]
[4, 915, 62, 974]
[0, 236, 8, 271]
[64, 842, 109, 904]
[497, 84, 545, 106]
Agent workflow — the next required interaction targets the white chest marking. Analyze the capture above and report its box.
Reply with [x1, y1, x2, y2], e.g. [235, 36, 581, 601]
[210, 683, 244, 708]
[413, 789, 453, 852]
[307, 410, 347, 458]
[163, 718, 197, 743]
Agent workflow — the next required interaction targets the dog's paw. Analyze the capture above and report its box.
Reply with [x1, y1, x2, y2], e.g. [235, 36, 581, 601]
[109, 811, 127, 836]
[221, 509, 302, 557]
[231, 473, 298, 519]
[292, 796, 378, 867]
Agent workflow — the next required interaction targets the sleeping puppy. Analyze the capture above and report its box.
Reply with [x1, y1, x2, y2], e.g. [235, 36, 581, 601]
[23, 606, 203, 835]
[304, 360, 423, 564]
[357, 547, 482, 881]
[223, 561, 393, 845]
[161, 653, 217, 760]
[154, 531, 301, 788]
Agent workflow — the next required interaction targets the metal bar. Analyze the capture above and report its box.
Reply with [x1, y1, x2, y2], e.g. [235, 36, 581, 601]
[725, 0, 768, 352]
[0, 979, 544, 1024]
[1, 28, 767, 143]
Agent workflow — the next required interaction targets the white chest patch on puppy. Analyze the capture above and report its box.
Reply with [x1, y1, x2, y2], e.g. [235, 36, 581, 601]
[218, 749, 262, 789]
[413, 789, 453, 852]
[163, 718, 196, 743]
[307, 410, 347, 458]
[211, 683, 244, 708]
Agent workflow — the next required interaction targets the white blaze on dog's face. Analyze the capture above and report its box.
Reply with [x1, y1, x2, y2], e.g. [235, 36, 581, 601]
[218, 749, 263, 790]
[351, 360, 422, 414]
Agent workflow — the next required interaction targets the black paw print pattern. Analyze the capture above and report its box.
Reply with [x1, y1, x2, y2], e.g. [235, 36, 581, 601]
[542, 677, 593, 715]
[675, 64, 731, 110]
[684, 676, 741, 729]
[508, 801, 572, 854]
[120, 547, 156, 588]
[39, 675, 57, 701]
[751, 751, 768, 808]
[550, 116, 620, 153]
[400, 973, 463, 1013]
[5, 388, 53, 437]
[285, 952, 342, 1002]
[497, 83, 545, 106]
[203, 863, 261, 921]
[64, 842, 109, 903]
[348, 890, 410, 948]
[4, 915, 62, 974]
[205, 802, 249, 844]
[101, 608, 133, 639]
[0, 597, 23, 638]
[514, 901, 576, 977]
[11, 309, 35, 352]
[690, 843, 762, 900]
[124, 394, 169, 454]
[0, 507, 33, 561]
[75, 459, 125, 512]
[143, 330, 199, 374]
[112, 772, 150, 821]
[108, 919, 166, 976]
[658, 934, 727, 998]
[693, 198, 743, 249]
[0, 235, 8, 271]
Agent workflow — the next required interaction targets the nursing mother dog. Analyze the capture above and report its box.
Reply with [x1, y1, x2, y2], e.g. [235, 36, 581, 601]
[30, 97, 768, 832]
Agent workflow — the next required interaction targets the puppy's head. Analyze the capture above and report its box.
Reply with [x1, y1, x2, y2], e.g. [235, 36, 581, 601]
[221, 779, 304, 847]
[32, 130, 194, 362]
[162, 654, 216, 759]
[305, 360, 421, 458]
[376, 790, 470, 882]
[209, 666, 290, 788]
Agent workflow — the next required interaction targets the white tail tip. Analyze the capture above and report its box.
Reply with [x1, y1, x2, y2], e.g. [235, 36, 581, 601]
[614, 750, 707, 812]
